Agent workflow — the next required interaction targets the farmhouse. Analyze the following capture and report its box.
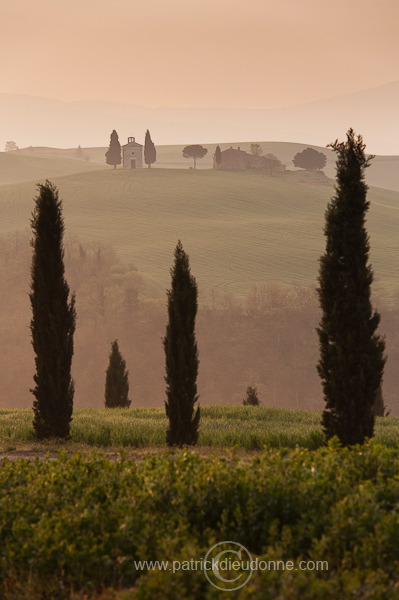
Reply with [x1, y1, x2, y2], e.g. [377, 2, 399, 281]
[122, 137, 143, 169]
[214, 146, 285, 173]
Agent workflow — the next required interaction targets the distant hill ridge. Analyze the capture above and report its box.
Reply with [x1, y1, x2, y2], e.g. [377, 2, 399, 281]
[0, 81, 398, 153]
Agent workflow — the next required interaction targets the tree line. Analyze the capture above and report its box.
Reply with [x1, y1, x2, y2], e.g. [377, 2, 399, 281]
[30, 181, 199, 446]
[107, 130, 329, 173]
[29, 128, 385, 447]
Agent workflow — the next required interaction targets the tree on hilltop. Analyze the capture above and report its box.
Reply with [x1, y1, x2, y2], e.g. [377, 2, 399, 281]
[293, 147, 327, 171]
[182, 145, 208, 169]
[5, 141, 18, 152]
[105, 130, 121, 169]
[317, 129, 386, 446]
[164, 241, 200, 446]
[30, 181, 76, 439]
[250, 143, 263, 157]
[144, 129, 156, 168]
[105, 340, 131, 408]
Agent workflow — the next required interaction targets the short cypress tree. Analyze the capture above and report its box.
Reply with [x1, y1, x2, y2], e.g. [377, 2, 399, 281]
[105, 129, 121, 169]
[242, 386, 260, 406]
[104, 340, 131, 408]
[317, 129, 386, 446]
[30, 181, 76, 439]
[144, 129, 156, 168]
[214, 144, 222, 166]
[164, 241, 200, 446]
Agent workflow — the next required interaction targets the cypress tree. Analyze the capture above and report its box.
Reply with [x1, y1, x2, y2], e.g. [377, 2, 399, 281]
[242, 386, 260, 406]
[30, 181, 76, 439]
[317, 129, 386, 446]
[105, 129, 121, 169]
[105, 340, 131, 408]
[164, 241, 200, 446]
[144, 129, 156, 168]
[214, 145, 222, 167]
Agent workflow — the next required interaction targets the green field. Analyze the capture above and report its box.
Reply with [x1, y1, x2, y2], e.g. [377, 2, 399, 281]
[1, 407, 398, 453]
[1, 167, 399, 300]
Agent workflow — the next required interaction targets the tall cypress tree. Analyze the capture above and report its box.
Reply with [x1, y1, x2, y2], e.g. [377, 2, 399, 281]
[144, 129, 156, 168]
[105, 129, 122, 169]
[30, 181, 76, 439]
[164, 241, 200, 446]
[317, 129, 386, 446]
[105, 340, 131, 408]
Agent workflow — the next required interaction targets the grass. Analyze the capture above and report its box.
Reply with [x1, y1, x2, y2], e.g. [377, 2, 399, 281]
[1, 168, 399, 301]
[0, 406, 398, 452]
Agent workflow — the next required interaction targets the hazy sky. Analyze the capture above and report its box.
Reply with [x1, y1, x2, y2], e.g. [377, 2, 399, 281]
[1, 0, 398, 108]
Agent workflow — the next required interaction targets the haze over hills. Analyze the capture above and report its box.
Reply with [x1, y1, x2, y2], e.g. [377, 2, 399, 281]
[1, 81, 398, 154]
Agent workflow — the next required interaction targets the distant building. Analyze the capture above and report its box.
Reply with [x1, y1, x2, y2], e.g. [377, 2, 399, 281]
[214, 147, 285, 173]
[122, 137, 143, 169]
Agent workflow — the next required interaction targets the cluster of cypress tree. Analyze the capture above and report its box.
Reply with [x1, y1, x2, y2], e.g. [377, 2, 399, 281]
[29, 128, 385, 449]
[29, 181, 200, 442]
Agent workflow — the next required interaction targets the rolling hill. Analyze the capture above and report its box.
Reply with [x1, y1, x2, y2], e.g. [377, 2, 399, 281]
[0, 150, 106, 186]
[5, 142, 399, 193]
[0, 167, 398, 302]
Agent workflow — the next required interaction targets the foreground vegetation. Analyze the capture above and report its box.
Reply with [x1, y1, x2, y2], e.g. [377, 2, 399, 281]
[1, 407, 398, 452]
[1, 444, 399, 598]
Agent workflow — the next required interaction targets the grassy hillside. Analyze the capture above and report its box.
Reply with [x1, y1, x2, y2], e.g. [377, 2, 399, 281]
[0, 150, 106, 185]
[0, 168, 398, 301]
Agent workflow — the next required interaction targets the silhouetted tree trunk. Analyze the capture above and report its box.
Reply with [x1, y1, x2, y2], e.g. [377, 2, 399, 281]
[317, 129, 386, 445]
[164, 241, 200, 446]
[30, 181, 76, 439]
[105, 340, 131, 408]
